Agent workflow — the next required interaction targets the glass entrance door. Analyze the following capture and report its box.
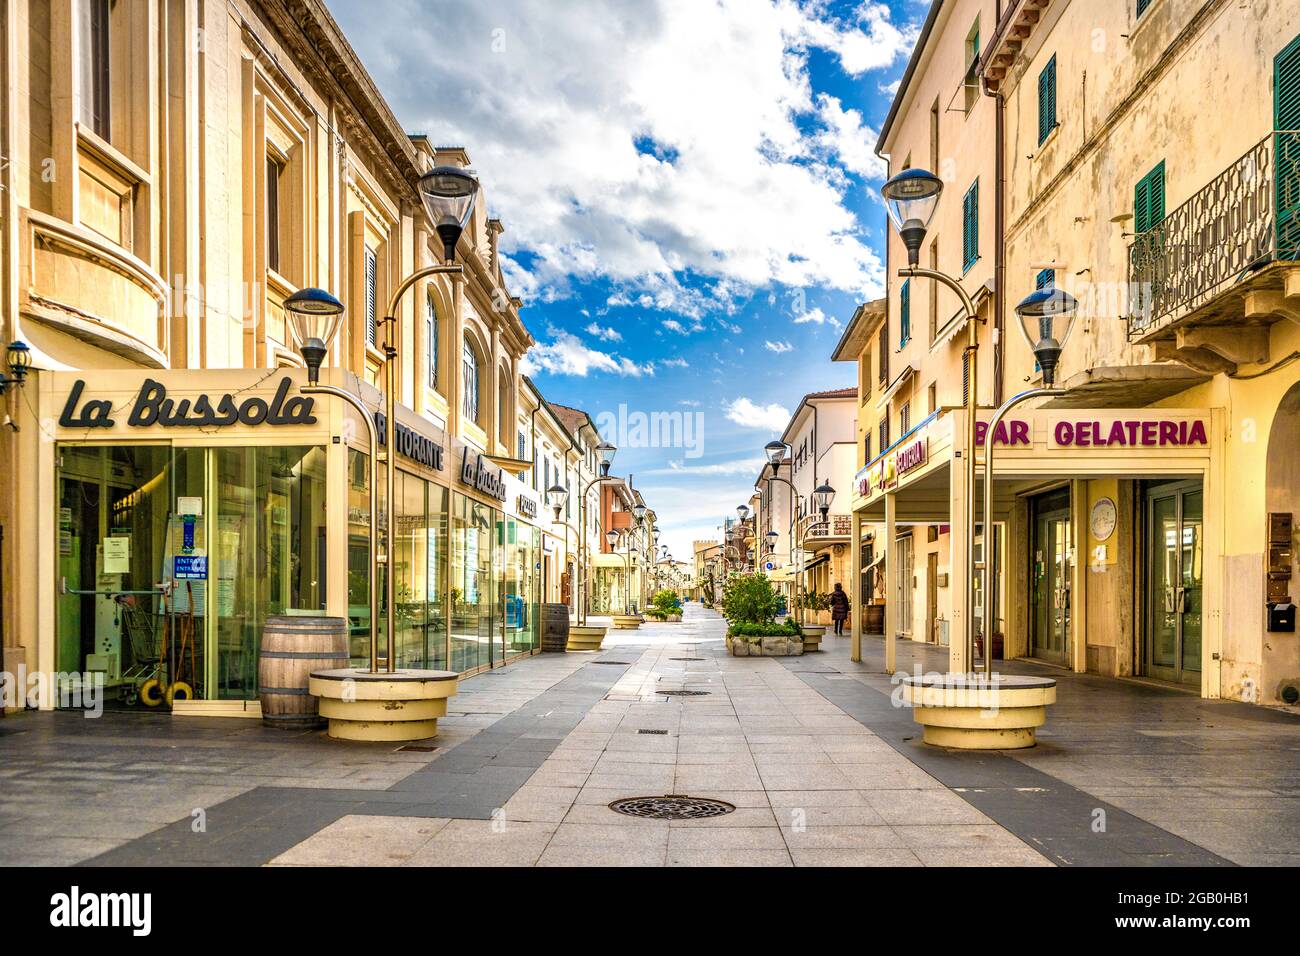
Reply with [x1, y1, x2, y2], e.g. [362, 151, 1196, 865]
[1145, 481, 1203, 685]
[894, 534, 914, 637]
[1030, 489, 1072, 664]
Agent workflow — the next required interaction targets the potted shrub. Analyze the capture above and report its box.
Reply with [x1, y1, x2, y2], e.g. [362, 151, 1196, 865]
[721, 573, 805, 657]
[650, 589, 683, 622]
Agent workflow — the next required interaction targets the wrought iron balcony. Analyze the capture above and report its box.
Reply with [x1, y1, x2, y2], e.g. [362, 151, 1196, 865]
[1127, 131, 1300, 340]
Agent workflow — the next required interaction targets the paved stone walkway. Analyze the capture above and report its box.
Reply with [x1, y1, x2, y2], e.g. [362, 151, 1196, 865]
[2, 603, 1297, 866]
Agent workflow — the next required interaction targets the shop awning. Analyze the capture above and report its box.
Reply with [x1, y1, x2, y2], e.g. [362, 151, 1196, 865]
[933, 281, 993, 350]
[876, 364, 915, 410]
[802, 553, 830, 573]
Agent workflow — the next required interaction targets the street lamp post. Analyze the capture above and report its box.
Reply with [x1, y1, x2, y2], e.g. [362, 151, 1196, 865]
[577, 442, 619, 624]
[978, 287, 1078, 676]
[881, 167, 983, 671]
[760, 441, 808, 623]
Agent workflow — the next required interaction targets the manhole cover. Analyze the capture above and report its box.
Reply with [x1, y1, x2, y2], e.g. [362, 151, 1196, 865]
[609, 795, 735, 820]
[590, 660, 632, 665]
[657, 689, 711, 697]
[638, 729, 668, 735]
[669, 657, 702, 661]
[396, 745, 438, 753]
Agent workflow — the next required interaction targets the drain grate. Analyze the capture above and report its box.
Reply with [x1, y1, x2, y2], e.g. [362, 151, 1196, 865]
[590, 660, 633, 665]
[396, 744, 438, 753]
[609, 795, 736, 820]
[669, 657, 702, 661]
[638, 729, 669, 735]
[658, 689, 711, 697]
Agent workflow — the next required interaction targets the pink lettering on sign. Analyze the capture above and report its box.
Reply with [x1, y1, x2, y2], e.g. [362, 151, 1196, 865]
[1053, 419, 1207, 447]
[975, 420, 1031, 446]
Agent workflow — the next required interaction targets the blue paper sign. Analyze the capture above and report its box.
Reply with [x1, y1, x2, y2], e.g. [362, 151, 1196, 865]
[173, 556, 208, 580]
[182, 515, 196, 553]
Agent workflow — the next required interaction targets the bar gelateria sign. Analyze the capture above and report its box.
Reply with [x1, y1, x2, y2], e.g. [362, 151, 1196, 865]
[976, 416, 1209, 448]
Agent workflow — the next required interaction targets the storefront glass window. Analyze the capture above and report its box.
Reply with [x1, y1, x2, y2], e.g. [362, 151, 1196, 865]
[451, 493, 496, 672]
[214, 446, 327, 700]
[504, 518, 539, 655]
[347, 449, 372, 662]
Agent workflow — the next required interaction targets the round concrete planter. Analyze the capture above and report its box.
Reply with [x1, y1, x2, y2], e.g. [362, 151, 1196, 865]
[899, 673, 1057, 749]
[611, 614, 643, 629]
[308, 668, 459, 742]
[566, 625, 607, 652]
[667, 613, 682, 622]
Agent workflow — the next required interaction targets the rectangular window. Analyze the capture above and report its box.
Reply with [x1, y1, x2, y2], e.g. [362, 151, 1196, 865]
[266, 156, 283, 274]
[1276, 34, 1300, 257]
[364, 247, 378, 347]
[78, 0, 111, 139]
[863, 433, 872, 464]
[462, 340, 478, 422]
[963, 19, 981, 112]
[899, 279, 911, 347]
[1036, 268, 1055, 290]
[961, 351, 971, 405]
[1134, 161, 1166, 234]
[928, 382, 937, 413]
[900, 402, 911, 436]
[962, 179, 979, 272]
[879, 417, 890, 455]
[877, 323, 889, 385]
[1038, 55, 1057, 145]
[1136, 0, 1153, 17]
[426, 298, 438, 390]
[928, 240, 940, 341]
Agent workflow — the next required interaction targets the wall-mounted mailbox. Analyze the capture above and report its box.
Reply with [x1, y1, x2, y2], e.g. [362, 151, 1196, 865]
[1267, 512, 1294, 604]
[1268, 602, 1296, 633]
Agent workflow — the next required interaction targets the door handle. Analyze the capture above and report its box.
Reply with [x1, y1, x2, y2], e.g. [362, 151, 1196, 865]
[1176, 585, 1186, 613]
[1164, 586, 1176, 613]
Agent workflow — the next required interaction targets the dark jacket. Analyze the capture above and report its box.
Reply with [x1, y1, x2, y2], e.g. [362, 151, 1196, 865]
[830, 588, 850, 621]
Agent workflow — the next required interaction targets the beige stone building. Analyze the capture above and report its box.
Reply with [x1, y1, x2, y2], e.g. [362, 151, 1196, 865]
[847, 0, 1300, 706]
[0, 0, 631, 713]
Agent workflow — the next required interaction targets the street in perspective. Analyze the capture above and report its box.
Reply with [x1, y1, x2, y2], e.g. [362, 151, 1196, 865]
[0, 0, 1295, 936]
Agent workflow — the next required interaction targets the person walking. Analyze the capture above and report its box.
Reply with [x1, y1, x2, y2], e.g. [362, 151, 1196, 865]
[829, 582, 850, 636]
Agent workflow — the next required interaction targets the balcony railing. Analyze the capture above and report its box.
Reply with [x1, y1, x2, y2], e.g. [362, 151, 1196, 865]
[1127, 131, 1300, 339]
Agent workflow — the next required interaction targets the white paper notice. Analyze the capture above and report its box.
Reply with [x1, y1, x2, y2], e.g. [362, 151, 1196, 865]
[102, 536, 130, 574]
[178, 496, 204, 517]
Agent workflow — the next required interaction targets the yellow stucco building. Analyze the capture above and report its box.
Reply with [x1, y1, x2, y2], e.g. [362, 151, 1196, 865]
[844, 0, 1300, 707]
[0, 0, 648, 715]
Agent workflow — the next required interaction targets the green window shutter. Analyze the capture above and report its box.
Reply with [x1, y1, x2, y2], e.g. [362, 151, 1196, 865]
[961, 351, 970, 405]
[1134, 162, 1166, 234]
[1136, 0, 1152, 17]
[962, 179, 979, 271]
[900, 279, 911, 346]
[1036, 268, 1054, 289]
[1038, 55, 1057, 145]
[1276, 34, 1300, 258]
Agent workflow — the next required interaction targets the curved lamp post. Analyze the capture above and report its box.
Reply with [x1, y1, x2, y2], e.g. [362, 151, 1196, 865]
[286, 287, 385, 673]
[285, 167, 478, 677]
[577, 441, 619, 624]
[978, 286, 1078, 676]
[547, 484, 575, 607]
[760, 440, 812, 622]
[882, 166, 983, 670]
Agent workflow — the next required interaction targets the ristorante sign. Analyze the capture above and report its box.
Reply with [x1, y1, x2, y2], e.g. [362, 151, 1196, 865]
[375, 411, 444, 471]
[59, 377, 316, 429]
[461, 450, 507, 500]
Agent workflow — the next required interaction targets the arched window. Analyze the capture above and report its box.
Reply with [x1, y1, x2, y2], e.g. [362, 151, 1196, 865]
[426, 294, 439, 391]
[462, 334, 479, 423]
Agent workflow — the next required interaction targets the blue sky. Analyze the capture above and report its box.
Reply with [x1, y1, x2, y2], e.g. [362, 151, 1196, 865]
[326, 0, 925, 560]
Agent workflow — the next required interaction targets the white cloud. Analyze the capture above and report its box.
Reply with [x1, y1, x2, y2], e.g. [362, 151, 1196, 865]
[813, 93, 884, 178]
[648, 457, 767, 476]
[718, 320, 743, 335]
[662, 319, 686, 333]
[584, 322, 622, 342]
[764, 340, 794, 354]
[327, 0, 908, 316]
[522, 328, 654, 377]
[793, 307, 840, 328]
[662, 357, 689, 368]
[725, 396, 791, 431]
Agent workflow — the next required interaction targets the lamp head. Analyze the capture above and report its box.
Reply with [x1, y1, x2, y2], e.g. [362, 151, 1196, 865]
[736, 504, 751, 521]
[285, 288, 345, 383]
[418, 167, 480, 264]
[632, 503, 648, 522]
[6, 340, 32, 384]
[881, 168, 943, 267]
[546, 484, 568, 520]
[596, 441, 617, 476]
[811, 482, 835, 518]
[763, 440, 788, 466]
[1014, 286, 1079, 387]
[604, 529, 619, 549]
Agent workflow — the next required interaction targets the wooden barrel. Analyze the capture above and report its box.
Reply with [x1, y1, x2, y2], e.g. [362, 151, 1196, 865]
[259, 616, 349, 728]
[864, 604, 885, 635]
[540, 603, 570, 652]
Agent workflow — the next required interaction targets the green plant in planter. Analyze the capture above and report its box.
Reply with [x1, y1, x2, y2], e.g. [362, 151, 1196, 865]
[651, 588, 682, 618]
[721, 573, 781, 627]
[801, 588, 831, 614]
[726, 619, 802, 641]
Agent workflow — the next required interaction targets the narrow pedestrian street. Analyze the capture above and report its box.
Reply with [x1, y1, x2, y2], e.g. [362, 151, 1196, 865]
[3, 603, 1296, 868]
